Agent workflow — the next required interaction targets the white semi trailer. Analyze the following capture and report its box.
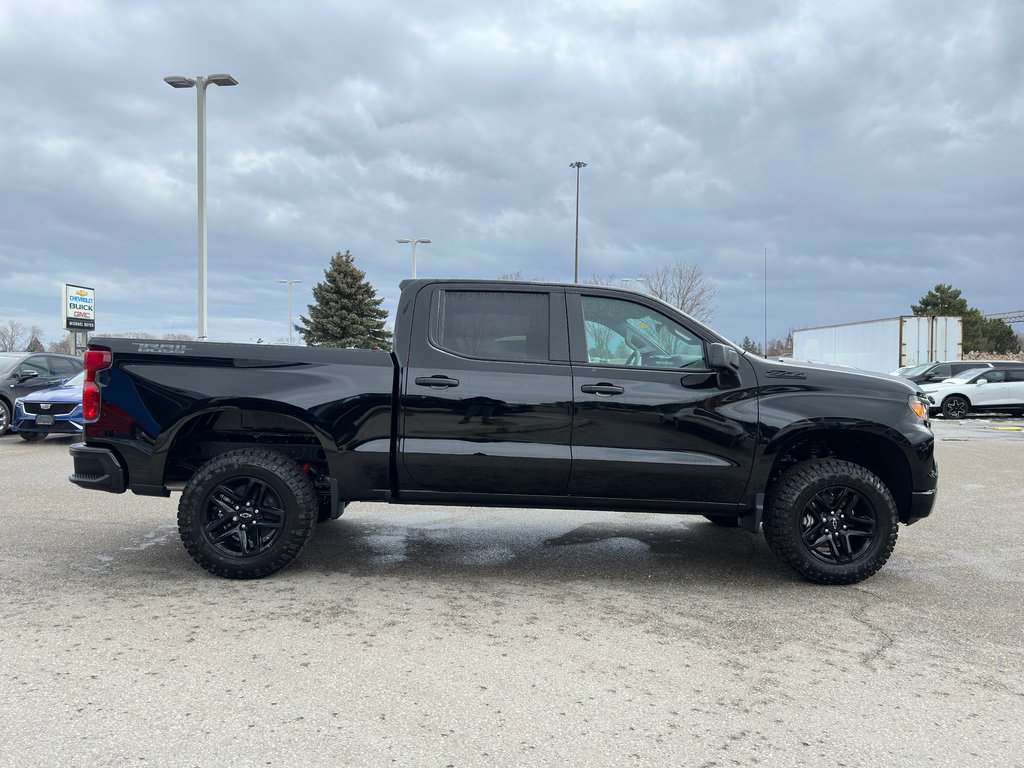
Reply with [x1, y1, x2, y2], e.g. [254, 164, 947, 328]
[792, 315, 962, 373]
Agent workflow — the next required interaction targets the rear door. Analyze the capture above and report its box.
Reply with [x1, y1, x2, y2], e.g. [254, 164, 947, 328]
[1006, 369, 1024, 408]
[398, 284, 574, 496]
[566, 289, 759, 507]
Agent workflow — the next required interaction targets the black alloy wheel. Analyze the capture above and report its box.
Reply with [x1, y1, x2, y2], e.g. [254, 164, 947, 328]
[796, 486, 877, 566]
[178, 449, 316, 579]
[0, 400, 10, 435]
[766, 459, 898, 585]
[942, 395, 970, 419]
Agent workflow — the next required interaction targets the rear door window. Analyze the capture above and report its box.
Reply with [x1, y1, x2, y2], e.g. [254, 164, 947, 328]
[436, 291, 550, 362]
[49, 356, 80, 376]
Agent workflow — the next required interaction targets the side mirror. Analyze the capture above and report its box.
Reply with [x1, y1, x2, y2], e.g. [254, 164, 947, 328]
[708, 342, 740, 372]
[976, 379, 987, 385]
[17, 370, 39, 383]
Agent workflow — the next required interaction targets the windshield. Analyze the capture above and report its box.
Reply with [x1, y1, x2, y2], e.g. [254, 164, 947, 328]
[937, 368, 989, 382]
[900, 363, 933, 377]
[65, 371, 86, 387]
[0, 353, 26, 377]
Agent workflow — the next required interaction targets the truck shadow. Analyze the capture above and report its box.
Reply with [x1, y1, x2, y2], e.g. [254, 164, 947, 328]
[302, 511, 789, 587]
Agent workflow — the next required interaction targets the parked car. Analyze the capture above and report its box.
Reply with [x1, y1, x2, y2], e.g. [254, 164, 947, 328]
[897, 359, 1024, 385]
[921, 367, 1024, 418]
[12, 370, 86, 441]
[0, 352, 84, 434]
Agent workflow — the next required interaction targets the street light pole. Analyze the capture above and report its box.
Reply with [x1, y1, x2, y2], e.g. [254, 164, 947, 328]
[164, 73, 238, 340]
[277, 279, 301, 344]
[570, 161, 587, 283]
[396, 238, 431, 278]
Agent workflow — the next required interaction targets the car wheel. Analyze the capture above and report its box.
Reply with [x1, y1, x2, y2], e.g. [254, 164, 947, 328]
[18, 431, 45, 442]
[0, 399, 10, 435]
[941, 395, 970, 419]
[177, 449, 317, 579]
[765, 459, 898, 585]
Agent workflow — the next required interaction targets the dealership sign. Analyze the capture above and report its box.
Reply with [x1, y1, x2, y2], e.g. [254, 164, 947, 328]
[64, 284, 96, 331]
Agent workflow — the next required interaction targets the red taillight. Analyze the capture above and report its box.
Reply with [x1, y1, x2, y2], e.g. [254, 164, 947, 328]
[84, 349, 111, 379]
[83, 349, 112, 423]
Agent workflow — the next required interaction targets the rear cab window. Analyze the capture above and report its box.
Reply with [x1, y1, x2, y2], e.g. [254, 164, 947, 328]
[434, 290, 552, 362]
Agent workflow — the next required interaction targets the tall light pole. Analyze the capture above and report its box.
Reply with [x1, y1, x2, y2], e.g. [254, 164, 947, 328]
[164, 73, 238, 340]
[396, 238, 431, 278]
[277, 279, 301, 344]
[570, 161, 587, 283]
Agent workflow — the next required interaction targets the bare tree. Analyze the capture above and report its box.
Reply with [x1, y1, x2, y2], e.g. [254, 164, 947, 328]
[0, 320, 26, 351]
[638, 261, 718, 323]
[499, 271, 545, 282]
[584, 273, 618, 287]
[48, 333, 75, 354]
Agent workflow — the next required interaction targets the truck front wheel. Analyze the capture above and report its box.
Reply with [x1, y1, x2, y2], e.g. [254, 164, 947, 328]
[765, 459, 898, 585]
[177, 449, 317, 579]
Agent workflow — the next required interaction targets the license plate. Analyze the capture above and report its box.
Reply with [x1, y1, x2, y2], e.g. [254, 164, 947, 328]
[36, 415, 54, 426]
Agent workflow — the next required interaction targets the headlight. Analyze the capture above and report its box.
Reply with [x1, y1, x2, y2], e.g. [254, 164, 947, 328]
[909, 394, 929, 420]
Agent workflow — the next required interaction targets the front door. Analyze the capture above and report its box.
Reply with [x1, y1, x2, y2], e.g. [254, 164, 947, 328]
[566, 291, 758, 507]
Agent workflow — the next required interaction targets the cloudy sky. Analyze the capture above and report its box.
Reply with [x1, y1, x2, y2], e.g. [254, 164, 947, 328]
[2, 0, 1021, 347]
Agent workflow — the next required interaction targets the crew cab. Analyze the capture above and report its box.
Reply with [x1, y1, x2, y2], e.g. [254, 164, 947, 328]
[69, 279, 938, 584]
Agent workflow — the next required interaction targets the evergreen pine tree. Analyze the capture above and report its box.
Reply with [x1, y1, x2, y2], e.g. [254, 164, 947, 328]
[295, 250, 392, 350]
[911, 283, 1021, 354]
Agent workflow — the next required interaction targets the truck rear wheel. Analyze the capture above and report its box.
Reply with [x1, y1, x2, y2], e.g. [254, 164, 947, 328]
[765, 459, 898, 585]
[177, 449, 317, 579]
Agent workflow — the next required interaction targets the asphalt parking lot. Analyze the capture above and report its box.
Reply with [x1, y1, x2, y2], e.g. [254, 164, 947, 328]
[1, 418, 1022, 768]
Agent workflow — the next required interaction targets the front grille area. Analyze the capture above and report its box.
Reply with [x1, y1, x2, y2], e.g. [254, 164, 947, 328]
[24, 402, 77, 416]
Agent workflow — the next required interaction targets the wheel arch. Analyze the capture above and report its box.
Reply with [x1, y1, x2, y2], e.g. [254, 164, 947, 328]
[759, 424, 914, 524]
[154, 400, 340, 489]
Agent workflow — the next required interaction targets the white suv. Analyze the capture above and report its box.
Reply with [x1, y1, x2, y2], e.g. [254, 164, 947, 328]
[921, 366, 1024, 418]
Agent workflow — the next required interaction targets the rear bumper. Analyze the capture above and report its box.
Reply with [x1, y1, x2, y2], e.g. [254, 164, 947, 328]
[69, 443, 126, 494]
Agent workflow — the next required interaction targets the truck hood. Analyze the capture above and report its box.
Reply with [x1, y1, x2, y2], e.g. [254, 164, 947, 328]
[747, 354, 921, 395]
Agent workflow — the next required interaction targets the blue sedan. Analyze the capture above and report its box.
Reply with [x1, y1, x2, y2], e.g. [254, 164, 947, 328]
[12, 371, 85, 441]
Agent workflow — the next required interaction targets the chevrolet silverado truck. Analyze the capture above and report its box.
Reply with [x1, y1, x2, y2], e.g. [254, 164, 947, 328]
[69, 279, 938, 584]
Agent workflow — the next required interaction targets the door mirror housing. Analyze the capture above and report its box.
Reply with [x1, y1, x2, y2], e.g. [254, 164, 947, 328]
[708, 343, 740, 372]
[16, 370, 39, 383]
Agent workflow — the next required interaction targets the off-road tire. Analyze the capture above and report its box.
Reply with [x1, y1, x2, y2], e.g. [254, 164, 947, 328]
[178, 449, 316, 579]
[765, 459, 898, 585]
[941, 395, 970, 419]
[18, 431, 45, 442]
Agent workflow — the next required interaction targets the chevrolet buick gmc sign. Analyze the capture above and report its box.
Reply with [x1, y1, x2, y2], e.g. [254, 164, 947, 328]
[64, 283, 96, 331]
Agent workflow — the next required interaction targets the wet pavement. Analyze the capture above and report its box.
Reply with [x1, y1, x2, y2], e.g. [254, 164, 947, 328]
[930, 413, 1024, 441]
[1, 428, 1022, 767]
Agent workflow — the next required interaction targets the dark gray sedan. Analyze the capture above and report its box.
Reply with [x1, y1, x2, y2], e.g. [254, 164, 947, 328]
[0, 352, 83, 434]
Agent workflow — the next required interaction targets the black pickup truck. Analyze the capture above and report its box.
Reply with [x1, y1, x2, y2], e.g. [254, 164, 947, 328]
[70, 279, 937, 584]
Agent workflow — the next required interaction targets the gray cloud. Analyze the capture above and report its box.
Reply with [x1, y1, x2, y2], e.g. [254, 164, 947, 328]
[1, 0, 1021, 347]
